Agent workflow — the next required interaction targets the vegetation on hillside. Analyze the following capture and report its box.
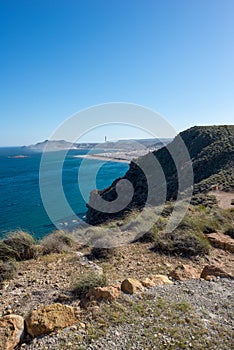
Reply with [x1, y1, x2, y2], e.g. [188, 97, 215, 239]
[84, 294, 233, 350]
[72, 272, 108, 298]
[40, 231, 74, 254]
[0, 231, 37, 262]
[0, 196, 233, 271]
[86, 125, 234, 225]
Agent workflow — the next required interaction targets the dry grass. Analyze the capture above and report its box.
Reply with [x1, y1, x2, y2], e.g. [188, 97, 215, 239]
[40, 230, 74, 255]
[152, 230, 210, 257]
[0, 230, 37, 261]
[72, 272, 108, 298]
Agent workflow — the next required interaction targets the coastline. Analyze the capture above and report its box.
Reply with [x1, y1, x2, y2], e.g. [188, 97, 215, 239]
[74, 149, 151, 164]
[74, 154, 130, 163]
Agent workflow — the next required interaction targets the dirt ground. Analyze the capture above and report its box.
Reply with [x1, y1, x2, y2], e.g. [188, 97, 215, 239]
[208, 190, 234, 209]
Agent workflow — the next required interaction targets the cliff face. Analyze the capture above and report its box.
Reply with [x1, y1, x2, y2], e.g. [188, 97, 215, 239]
[86, 125, 234, 225]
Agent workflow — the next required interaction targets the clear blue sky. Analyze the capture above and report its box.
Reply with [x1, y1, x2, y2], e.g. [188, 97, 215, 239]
[0, 0, 233, 146]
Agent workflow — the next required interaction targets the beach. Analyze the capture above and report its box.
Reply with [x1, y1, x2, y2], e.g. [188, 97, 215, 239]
[74, 150, 150, 163]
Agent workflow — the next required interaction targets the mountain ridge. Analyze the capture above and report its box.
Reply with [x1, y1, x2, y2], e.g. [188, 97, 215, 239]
[23, 138, 172, 152]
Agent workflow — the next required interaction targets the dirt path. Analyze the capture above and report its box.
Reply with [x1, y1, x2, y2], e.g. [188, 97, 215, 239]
[208, 191, 234, 209]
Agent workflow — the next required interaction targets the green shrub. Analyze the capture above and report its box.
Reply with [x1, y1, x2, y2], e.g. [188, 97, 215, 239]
[152, 230, 210, 257]
[177, 207, 222, 234]
[40, 231, 74, 254]
[0, 261, 16, 288]
[177, 219, 194, 231]
[0, 231, 37, 261]
[190, 194, 217, 207]
[72, 272, 107, 297]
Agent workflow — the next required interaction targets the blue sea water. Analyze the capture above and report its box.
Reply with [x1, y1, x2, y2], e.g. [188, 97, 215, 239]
[0, 148, 129, 239]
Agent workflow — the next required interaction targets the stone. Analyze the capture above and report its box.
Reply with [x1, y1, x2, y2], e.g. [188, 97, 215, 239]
[205, 275, 217, 282]
[25, 303, 77, 338]
[121, 278, 144, 294]
[200, 265, 233, 280]
[169, 264, 200, 281]
[140, 277, 155, 288]
[88, 284, 120, 301]
[79, 322, 86, 329]
[141, 274, 173, 288]
[0, 314, 24, 350]
[206, 233, 234, 253]
[91, 306, 100, 318]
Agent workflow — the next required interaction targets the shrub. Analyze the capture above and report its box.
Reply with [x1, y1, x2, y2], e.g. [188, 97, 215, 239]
[132, 226, 158, 243]
[133, 230, 156, 243]
[202, 225, 217, 234]
[231, 199, 234, 205]
[155, 217, 167, 230]
[72, 272, 107, 297]
[177, 219, 194, 231]
[213, 212, 226, 223]
[74, 227, 108, 247]
[0, 241, 17, 261]
[177, 207, 222, 234]
[152, 230, 210, 257]
[224, 226, 234, 239]
[0, 261, 16, 288]
[190, 194, 217, 207]
[90, 238, 117, 260]
[40, 231, 74, 254]
[0, 231, 37, 261]
[161, 203, 174, 217]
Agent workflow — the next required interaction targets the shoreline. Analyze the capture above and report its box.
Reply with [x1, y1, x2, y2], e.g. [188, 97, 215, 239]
[74, 149, 151, 164]
[74, 154, 131, 163]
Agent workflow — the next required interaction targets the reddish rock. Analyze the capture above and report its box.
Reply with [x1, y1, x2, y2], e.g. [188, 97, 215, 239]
[200, 265, 233, 280]
[141, 274, 173, 288]
[0, 314, 24, 350]
[169, 264, 200, 281]
[25, 303, 77, 338]
[88, 284, 120, 301]
[121, 278, 144, 294]
[206, 233, 234, 253]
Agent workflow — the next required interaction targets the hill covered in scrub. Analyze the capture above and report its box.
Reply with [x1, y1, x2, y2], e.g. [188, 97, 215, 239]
[86, 125, 234, 225]
[0, 201, 234, 349]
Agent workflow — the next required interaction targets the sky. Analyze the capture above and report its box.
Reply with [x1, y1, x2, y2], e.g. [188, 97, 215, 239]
[0, 0, 233, 146]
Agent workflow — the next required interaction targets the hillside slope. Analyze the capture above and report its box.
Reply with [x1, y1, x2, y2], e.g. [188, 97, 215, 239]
[86, 125, 234, 225]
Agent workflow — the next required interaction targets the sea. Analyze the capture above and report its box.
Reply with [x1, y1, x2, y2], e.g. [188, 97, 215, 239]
[0, 147, 129, 239]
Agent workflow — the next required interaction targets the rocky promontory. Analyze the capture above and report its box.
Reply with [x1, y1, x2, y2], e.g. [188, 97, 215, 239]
[86, 125, 234, 225]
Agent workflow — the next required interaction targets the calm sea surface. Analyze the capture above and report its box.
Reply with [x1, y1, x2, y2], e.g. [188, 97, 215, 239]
[0, 148, 129, 239]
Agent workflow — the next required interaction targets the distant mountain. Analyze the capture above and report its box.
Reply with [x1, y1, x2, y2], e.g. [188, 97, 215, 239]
[23, 140, 78, 152]
[86, 125, 234, 225]
[23, 138, 172, 152]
